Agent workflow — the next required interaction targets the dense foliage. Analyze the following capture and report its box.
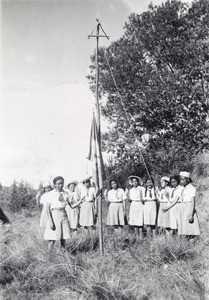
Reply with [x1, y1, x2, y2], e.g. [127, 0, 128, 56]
[88, 0, 209, 179]
[0, 180, 37, 212]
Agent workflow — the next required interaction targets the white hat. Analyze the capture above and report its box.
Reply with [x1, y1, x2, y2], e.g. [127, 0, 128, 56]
[81, 176, 92, 183]
[127, 175, 143, 186]
[43, 181, 52, 188]
[161, 176, 170, 182]
[67, 180, 78, 187]
[180, 171, 190, 178]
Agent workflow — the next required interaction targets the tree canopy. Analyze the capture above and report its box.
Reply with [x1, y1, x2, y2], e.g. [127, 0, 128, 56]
[88, 0, 209, 178]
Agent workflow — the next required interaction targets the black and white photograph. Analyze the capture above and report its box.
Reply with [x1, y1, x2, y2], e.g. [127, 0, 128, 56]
[0, 0, 208, 299]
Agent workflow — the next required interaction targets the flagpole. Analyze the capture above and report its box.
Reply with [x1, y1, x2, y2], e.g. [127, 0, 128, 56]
[88, 20, 109, 255]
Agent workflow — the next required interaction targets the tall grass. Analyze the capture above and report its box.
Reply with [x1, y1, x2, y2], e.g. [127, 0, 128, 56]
[0, 182, 208, 299]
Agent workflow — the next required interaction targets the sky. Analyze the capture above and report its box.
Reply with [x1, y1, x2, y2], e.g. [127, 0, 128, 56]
[0, 0, 193, 187]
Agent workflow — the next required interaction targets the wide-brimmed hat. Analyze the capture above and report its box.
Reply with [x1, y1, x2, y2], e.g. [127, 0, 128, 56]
[43, 181, 52, 188]
[127, 175, 143, 186]
[161, 176, 170, 182]
[67, 180, 78, 188]
[80, 176, 92, 184]
[180, 171, 190, 178]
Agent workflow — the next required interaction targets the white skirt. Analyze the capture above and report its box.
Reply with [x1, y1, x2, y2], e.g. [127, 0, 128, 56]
[65, 205, 79, 229]
[107, 202, 125, 226]
[177, 203, 200, 235]
[44, 209, 71, 240]
[40, 205, 48, 228]
[144, 201, 157, 226]
[169, 203, 178, 230]
[129, 201, 144, 226]
[157, 202, 170, 228]
[79, 201, 95, 227]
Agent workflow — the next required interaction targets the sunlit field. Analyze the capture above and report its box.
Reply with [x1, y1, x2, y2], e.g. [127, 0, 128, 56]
[0, 178, 208, 300]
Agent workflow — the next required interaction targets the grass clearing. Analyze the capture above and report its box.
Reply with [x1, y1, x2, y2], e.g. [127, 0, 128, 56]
[0, 187, 208, 299]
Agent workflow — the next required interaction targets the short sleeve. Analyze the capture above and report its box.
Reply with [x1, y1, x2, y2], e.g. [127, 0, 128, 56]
[107, 190, 112, 201]
[92, 187, 96, 197]
[189, 186, 196, 198]
[40, 194, 45, 205]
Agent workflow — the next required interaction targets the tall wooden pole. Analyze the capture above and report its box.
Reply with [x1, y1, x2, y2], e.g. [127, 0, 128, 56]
[88, 20, 109, 255]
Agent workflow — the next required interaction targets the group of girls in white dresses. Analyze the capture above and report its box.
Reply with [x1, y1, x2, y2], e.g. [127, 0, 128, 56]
[39, 171, 200, 251]
[38, 176, 97, 250]
[106, 171, 200, 238]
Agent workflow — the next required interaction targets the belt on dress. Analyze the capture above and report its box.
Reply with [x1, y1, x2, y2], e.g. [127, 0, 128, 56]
[51, 207, 66, 211]
[131, 200, 142, 202]
[110, 201, 123, 203]
[144, 200, 156, 202]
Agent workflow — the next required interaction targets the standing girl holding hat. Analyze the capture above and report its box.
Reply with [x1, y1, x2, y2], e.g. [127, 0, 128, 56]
[65, 180, 79, 233]
[156, 176, 172, 234]
[128, 175, 145, 238]
[106, 179, 126, 230]
[44, 176, 84, 252]
[143, 177, 157, 237]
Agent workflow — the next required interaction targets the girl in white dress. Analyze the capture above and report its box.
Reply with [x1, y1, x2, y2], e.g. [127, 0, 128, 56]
[163, 172, 200, 237]
[65, 180, 79, 232]
[128, 176, 145, 238]
[79, 178, 96, 230]
[106, 180, 126, 228]
[143, 178, 157, 237]
[44, 176, 84, 252]
[156, 176, 172, 234]
[40, 184, 52, 228]
[166, 175, 183, 235]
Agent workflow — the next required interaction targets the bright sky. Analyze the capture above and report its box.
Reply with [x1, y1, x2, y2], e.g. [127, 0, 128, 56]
[0, 0, 193, 187]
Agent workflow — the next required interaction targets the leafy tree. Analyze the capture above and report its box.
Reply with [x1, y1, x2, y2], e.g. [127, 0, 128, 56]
[0, 180, 37, 212]
[8, 180, 19, 212]
[88, 0, 209, 180]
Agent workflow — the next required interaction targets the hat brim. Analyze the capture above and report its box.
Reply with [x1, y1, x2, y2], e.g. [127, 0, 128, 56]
[81, 176, 92, 183]
[127, 175, 143, 185]
[67, 181, 78, 187]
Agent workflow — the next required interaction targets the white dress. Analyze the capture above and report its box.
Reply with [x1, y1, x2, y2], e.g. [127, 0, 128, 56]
[177, 184, 200, 235]
[143, 187, 157, 226]
[129, 186, 145, 226]
[157, 186, 172, 228]
[79, 186, 96, 227]
[107, 188, 126, 226]
[65, 190, 79, 230]
[40, 192, 48, 228]
[169, 185, 184, 230]
[44, 190, 71, 240]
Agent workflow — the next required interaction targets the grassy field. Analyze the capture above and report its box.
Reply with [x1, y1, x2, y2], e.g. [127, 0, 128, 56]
[0, 178, 209, 300]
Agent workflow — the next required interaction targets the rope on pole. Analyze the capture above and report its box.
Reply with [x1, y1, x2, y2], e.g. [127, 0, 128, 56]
[103, 50, 153, 182]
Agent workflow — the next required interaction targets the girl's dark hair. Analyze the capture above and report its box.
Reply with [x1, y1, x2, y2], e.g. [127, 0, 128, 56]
[144, 177, 155, 198]
[131, 177, 139, 184]
[170, 175, 180, 185]
[53, 176, 64, 185]
[144, 176, 154, 185]
[109, 179, 118, 189]
[44, 185, 52, 192]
